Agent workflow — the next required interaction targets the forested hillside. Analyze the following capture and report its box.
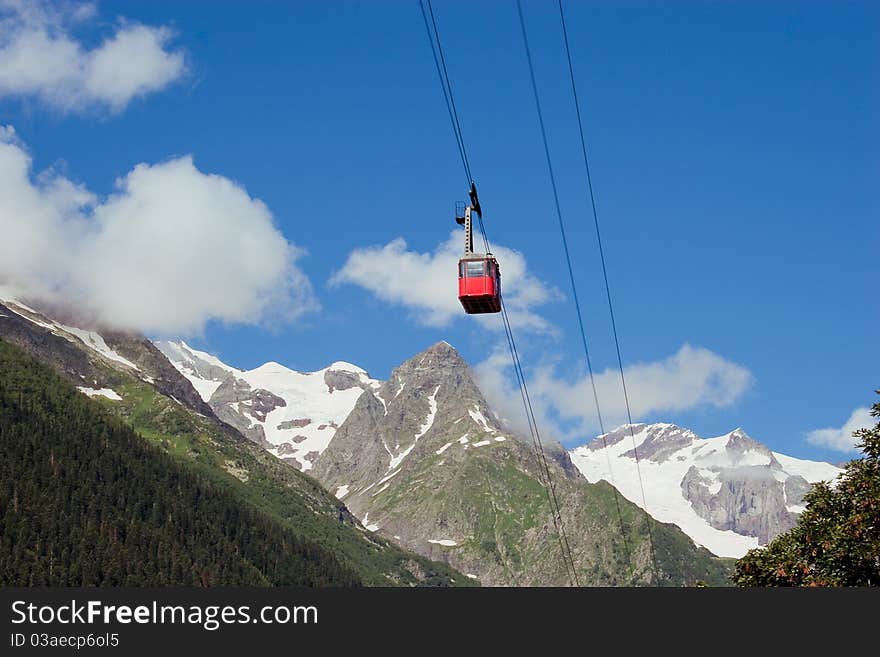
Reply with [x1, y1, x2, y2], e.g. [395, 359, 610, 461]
[0, 338, 362, 586]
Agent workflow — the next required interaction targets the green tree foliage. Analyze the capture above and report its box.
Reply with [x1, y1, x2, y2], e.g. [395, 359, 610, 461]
[733, 391, 880, 586]
[0, 339, 361, 586]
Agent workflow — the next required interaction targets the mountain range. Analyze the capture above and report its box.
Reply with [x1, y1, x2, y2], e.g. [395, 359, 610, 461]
[160, 338, 842, 562]
[0, 290, 843, 584]
[163, 338, 731, 585]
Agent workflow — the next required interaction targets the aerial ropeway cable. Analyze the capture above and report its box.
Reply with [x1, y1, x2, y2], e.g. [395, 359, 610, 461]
[516, 0, 660, 583]
[555, 0, 659, 583]
[421, 0, 659, 586]
[418, 0, 580, 586]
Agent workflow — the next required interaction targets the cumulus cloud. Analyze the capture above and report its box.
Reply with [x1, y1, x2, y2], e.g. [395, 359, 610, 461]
[475, 343, 754, 444]
[0, 0, 185, 112]
[330, 231, 561, 332]
[0, 125, 317, 334]
[806, 407, 874, 454]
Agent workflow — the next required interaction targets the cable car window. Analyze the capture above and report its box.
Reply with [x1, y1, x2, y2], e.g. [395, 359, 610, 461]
[465, 261, 485, 277]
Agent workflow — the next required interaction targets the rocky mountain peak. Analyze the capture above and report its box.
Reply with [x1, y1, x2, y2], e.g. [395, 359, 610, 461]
[377, 341, 481, 415]
[324, 369, 365, 393]
[327, 361, 369, 374]
[156, 339, 237, 382]
[726, 427, 756, 445]
[583, 423, 648, 451]
[622, 424, 699, 462]
[400, 341, 467, 373]
[725, 427, 757, 447]
[722, 428, 778, 468]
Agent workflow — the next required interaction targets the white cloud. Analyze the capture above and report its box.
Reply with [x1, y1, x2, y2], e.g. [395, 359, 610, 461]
[330, 230, 561, 332]
[475, 343, 753, 444]
[0, 1, 185, 112]
[0, 125, 317, 334]
[806, 407, 874, 454]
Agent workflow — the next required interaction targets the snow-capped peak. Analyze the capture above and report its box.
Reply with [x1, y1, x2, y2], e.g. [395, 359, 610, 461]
[174, 340, 240, 374]
[327, 361, 368, 375]
[570, 421, 843, 558]
[250, 361, 296, 375]
[156, 339, 381, 472]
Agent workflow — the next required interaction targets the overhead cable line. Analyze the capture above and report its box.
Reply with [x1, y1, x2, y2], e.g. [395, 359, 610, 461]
[516, 0, 658, 583]
[514, 0, 630, 559]
[499, 298, 580, 585]
[419, 0, 579, 586]
[555, 0, 659, 583]
[418, 0, 472, 186]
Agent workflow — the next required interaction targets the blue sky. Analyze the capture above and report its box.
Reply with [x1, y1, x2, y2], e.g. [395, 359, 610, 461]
[1, 1, 876, 462]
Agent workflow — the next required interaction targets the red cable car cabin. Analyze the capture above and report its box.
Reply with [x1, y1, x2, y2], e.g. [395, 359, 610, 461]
[458, 255, 501, 314]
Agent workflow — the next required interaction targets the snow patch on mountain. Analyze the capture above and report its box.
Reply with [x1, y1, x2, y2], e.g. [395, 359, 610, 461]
[77, 387, 122, 401]
[394, 378, 406, 398]
[377, 469, 401, 486]
[771, 452, 842, 484]
[415, 386, 440, 439]
[180, 373, 228, 402]
[59, 325, 140, 371]
[361, 513, 379, 532]
[468, 406, 494, 433]
[4, 304, 59, 331]
[386, 385, 440, 471]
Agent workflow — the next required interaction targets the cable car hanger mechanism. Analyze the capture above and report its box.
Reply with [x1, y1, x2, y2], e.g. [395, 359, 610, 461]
[455, 182, 501, 315]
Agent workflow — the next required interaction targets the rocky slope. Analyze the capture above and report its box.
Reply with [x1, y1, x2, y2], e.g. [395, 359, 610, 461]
[569, 423, 842, 558]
